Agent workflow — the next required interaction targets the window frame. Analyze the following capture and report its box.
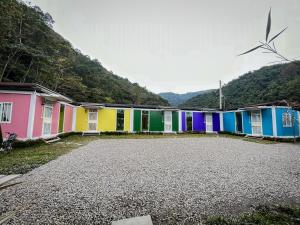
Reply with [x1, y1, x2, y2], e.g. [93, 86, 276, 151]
[205, 112, 213, 132]
[141, 110, 149, 131]
[116, 109, 125, 131]
[282, 112, 292, 127]
[164, 111, 172, 132]
[0, 102, 13, 123]
[88, 109, 98, 131]
[186, 111, 193, 131]
[251, 110, 262, 136]
[42, 104, 53, 136]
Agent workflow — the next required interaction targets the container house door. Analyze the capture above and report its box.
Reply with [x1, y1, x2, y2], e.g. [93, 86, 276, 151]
[206, 113, 213, 132]
[186, 112, 193, 131]
[88, 109, 98, 131]
[298, 112, 300, 136]
[141, 110, 149, 131]
[116, 109, 124, 131]
[251, 110, 262, 135]
[164, 111, 172, 132]
[58, 104, 65, 133]
[235, 112, 243, 133]
[43, 105, 52, 136]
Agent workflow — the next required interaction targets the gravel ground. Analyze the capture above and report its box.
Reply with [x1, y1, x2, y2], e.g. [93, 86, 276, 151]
[0, 137, 300, 225]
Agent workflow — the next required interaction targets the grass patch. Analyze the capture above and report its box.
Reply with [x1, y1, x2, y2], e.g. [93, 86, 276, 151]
[204, 204, 300, 225]
[242, 137, 278, 144]
[0, 135, 98, 175]
[0, 132, 278, 175]
[219, 133, 277, 144]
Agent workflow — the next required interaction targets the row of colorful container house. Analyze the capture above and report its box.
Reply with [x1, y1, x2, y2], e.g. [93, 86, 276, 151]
[0, 83, 221, 140]
[75, 103, 221, 134]
[0, 83, 299, 141]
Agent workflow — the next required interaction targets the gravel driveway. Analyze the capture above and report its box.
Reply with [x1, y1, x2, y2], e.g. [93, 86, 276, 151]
[0, 137, 299, 225]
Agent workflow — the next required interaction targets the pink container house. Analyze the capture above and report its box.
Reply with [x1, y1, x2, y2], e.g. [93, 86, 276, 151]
[0, 83, 76, 140]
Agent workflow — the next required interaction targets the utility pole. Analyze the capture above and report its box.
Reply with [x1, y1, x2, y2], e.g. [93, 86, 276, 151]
[219, 80, 223, 110]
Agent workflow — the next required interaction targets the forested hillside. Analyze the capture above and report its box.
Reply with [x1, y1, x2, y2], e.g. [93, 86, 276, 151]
[180, 62, 300, 109]
[159, 90, 214, 106]
[0, 0, 168, 105]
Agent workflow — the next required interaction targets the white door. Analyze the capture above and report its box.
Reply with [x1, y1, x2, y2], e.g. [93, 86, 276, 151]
[164, 111, 172, 132]
[43, 105, 52, 136]
[88, 109, 98, 131]
[206, 113, 213, 132]
[251, 110, 262, 135]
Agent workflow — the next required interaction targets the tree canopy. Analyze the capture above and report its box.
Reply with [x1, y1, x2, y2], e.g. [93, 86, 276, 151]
[180, 62, 300, 109]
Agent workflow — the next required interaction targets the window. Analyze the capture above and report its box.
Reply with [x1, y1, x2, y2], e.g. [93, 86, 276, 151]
[164, 111, 172, 132]
[142, 111, 149, 131]
[251, 110, 262, 135]
[116, 109, 124, 131]
[88, 109, 98, 131]
[206, 113, 213, 132]
[0, 102, 12, 123]
[251, 111, 261, 123]
[282, 112, 292, 127]
[186, 112, 193, 131]
[43, 105, 52, 136]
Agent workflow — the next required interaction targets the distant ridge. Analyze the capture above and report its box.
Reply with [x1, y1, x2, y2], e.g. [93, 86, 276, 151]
[159, 90, 214, 106]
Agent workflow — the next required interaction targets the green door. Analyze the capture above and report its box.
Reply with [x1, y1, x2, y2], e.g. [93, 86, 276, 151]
[133, 110, 141, 132]
[58, 104, 65, 133]
[172, 111, 179, 132]
[149, 111, 164, 132]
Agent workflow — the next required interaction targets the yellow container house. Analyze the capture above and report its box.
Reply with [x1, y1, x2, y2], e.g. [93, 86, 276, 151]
[75, 103, 132, 134]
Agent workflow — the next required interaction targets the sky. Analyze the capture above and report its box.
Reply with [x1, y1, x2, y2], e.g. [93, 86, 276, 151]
[28, 0, 300, 94]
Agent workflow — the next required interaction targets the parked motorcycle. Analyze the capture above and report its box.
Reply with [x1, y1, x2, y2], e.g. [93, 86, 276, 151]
[0, 132, 17, 153]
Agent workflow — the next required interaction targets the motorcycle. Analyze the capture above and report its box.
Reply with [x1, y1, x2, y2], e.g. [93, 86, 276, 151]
[0, 132, 17, 153]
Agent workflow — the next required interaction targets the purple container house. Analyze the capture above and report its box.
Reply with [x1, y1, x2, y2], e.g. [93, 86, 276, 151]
[193, 112, 206, 132]
[212, 112, 220, 132]
[181, 111, 187, 131]
[181, 110, 221, 133]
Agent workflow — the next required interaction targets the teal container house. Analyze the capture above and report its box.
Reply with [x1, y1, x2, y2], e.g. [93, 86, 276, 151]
[133, 106, 179, 133]
[223, 102, 300, 138]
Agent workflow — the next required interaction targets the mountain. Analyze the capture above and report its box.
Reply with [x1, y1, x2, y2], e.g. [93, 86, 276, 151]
[180, 62, 300, 109]
[159, 90, 214, 106]
[0, 0, 168, 105]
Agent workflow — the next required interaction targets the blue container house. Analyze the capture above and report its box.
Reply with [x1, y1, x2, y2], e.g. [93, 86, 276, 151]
[222, 102, 300, 138]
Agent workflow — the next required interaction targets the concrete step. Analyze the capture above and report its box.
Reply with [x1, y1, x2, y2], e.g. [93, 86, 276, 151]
[112, 215, 153, 225]
[45, 137, 61, 144]
[0, 174, 22, 187]
[245, 135, 263, 140]
[82, 132, 100, 136]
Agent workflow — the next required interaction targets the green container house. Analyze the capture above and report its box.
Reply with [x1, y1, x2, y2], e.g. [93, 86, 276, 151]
[133, 106, 179, 133]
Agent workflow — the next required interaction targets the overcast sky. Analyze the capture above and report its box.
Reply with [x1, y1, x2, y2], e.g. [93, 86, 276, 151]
[28, 0, 300, 94]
